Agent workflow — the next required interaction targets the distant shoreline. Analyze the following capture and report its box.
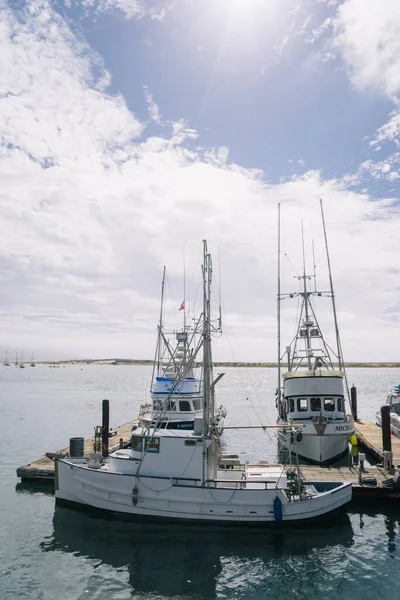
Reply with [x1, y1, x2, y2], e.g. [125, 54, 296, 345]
[22, 359, 400, 368]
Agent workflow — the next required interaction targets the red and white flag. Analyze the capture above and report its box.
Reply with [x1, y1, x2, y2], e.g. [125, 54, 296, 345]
[179, 301, 185, 311]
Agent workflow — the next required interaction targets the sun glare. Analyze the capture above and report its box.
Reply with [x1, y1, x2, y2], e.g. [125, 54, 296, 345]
[213, 0, 280, 31]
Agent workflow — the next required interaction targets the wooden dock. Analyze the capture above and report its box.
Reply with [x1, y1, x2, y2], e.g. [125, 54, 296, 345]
[16, 418, 400, 503]
[16, 420, 135, 481]
[355, 420, 400, 464]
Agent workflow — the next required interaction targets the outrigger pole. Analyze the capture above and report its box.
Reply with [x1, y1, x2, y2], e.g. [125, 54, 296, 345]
[151, 266, 166, 386]
[319, 200, 343, 371]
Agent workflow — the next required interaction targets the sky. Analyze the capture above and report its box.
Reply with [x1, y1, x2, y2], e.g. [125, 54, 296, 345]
[0, 0, 399, 362]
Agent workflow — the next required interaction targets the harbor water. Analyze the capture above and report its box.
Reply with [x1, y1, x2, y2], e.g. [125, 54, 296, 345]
[1, 365, 400, 599]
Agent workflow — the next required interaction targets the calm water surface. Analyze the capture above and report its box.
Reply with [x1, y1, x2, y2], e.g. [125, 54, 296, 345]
[1, 365, 400, 600]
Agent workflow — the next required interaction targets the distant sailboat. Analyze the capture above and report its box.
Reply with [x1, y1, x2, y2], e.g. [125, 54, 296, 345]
[3, 349, 10, 366]
[30, 353, 35, 367]
[15, 353, 18, 367]
[19, 349, 25, 369]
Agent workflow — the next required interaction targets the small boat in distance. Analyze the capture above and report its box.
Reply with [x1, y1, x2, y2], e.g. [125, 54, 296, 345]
[376, 385, 400, 437]
[55, 240, 352, 524]
[30, 353, 35, 367]
[19, 349, 25, 368]
[3, 349, 10, 366]
[276, 201, 354, 464]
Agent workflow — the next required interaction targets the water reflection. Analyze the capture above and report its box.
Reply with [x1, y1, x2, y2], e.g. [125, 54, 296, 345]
[41, 507, 355, 599]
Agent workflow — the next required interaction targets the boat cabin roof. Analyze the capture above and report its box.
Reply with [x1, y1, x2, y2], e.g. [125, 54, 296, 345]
[283, 369, 344, 380]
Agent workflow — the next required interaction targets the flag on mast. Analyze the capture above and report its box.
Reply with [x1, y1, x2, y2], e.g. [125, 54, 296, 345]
[179, 301, 185, 311]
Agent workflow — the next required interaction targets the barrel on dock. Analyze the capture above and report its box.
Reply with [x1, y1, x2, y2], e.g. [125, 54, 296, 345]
[69, 437, 84, 457]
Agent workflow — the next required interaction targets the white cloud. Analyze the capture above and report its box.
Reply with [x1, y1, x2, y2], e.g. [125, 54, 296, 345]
[0, 0, 143, 170]
[371, 106, 400, 149]
[359, 154, 400, 182]
[64, 0, 146, 20]
[333, 0, 400, 96]
[143, 87, 162, 124]
[306, 16, 332, 44]
[1, 0, 400, 362]
[64, 0, 177, 21]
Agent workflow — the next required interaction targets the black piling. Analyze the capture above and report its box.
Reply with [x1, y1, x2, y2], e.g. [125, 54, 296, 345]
[381, 404, 392, 453]
[350, 384, 358, 422]
[102, 399, 110, 457]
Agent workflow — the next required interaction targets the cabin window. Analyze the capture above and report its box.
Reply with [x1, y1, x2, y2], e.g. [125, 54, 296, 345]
[324, 397, 335, 411]
[337, 397, 344, 412]
[179, 400, 191, 412]
[184, 440, 196, 446]
[144, 437, 160, 453]
[297, 398, 308, 412]
[288, 399, 295, 413]
[193, 399, 201, 410]
[153, 400, 162, 411]
[310, 397, 321, 411]
[132, 436, 142, 451]
[166, 400, 176, 411]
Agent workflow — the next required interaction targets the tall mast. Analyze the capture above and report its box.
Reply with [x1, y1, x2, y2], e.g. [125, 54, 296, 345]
[183, 250, 186, 332]
[320, 199, 343, 370]
[218, 248, 222, 332]
[202, 240, 211, 486]
[277, 204, 282, 414]
[301, 221, 312, 370]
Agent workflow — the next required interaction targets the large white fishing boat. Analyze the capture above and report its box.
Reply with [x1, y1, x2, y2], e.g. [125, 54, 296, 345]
[55, 241, 352, 523]
[376, 385, 400, 438]
[138, 266, 226, 434]
[276, 202, 354, 464]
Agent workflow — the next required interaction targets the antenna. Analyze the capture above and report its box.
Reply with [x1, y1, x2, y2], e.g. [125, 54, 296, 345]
[320, 199, 343, 371]
[312, 240, 317, 293]
[301, 218, 306, 277]
[301, 218, 312, 370]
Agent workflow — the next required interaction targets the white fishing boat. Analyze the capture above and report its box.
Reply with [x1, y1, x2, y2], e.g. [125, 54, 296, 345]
[276, 202, 354, 464]
[55, 240, 352, 523]
[138, 266, 226, 434]
[376, 385, 400, 438]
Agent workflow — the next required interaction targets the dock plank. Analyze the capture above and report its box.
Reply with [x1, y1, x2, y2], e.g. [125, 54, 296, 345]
[17, 420, 135, 480]
[355, 420, 400, 464]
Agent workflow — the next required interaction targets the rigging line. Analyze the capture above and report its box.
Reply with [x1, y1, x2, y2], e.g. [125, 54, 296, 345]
[218, 302, 274, 437]
[283, 252, 300, 278]
[136, 328, 206, 477]
[209, 484, 239, 504]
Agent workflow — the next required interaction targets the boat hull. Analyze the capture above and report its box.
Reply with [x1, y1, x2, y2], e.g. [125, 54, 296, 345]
[55, 459, 352, 524]
[278, 421, 353, 464]
[376, 412, 400, 438]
